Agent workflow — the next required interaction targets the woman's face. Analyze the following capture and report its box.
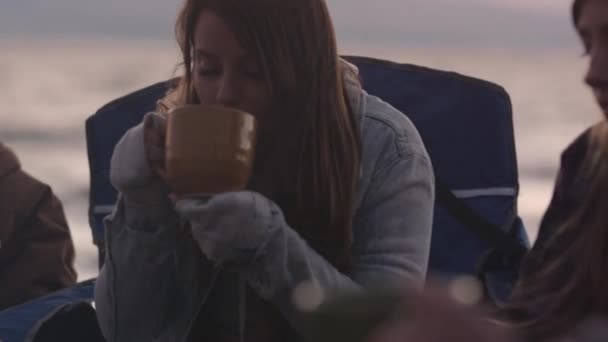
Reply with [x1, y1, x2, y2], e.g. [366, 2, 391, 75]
[192, 11, 272, 120]
[578, 0, 608, 118]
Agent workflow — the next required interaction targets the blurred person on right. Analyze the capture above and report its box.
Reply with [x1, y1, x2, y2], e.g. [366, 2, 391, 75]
[499, 0, 608, 340]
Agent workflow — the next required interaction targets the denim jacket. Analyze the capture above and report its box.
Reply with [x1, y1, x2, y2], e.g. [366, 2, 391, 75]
[94, 65, 435, 342]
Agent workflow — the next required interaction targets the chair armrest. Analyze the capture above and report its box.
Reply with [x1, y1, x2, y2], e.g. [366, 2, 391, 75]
[0, 279, 96, 342]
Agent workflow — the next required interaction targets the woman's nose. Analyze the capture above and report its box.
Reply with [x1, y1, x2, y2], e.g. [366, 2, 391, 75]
[217, 75, 240, 108]
[585, 43, 608, 91]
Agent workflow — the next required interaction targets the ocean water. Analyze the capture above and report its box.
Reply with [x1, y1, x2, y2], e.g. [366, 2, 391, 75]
[0, 39, 600, 280]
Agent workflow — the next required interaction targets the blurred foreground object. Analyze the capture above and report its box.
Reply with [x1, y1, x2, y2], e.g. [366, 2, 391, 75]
[300, 283, 515, 342]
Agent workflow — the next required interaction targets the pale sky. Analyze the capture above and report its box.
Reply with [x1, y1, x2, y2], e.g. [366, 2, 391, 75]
[0, 0, 579, 48]
[439, 0, 569, 12]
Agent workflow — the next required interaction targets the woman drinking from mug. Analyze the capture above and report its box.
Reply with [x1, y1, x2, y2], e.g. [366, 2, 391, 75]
[94, 0, 434, 341]
[500, 0, 608, 340]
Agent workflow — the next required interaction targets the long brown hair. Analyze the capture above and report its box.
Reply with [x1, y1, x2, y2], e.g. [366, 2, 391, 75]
[503, 122, 608, 340]
[165, 0, 362, 270]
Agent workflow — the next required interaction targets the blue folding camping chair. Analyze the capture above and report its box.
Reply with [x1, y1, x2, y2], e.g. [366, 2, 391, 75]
[0, 56, 529, 342]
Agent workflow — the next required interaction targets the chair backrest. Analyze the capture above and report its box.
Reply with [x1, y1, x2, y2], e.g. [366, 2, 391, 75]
[86, 81, 169, 258]
[86, 56, 528, 282]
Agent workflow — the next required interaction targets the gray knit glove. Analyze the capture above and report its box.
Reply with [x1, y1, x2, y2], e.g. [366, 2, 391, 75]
[109, 112, 171, 209]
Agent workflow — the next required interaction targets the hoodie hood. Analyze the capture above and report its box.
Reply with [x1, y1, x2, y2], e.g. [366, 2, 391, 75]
[0, 143, 20, 179]
[340, 58, 366, 129]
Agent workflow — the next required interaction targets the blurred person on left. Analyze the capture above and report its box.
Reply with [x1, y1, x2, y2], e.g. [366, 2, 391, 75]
[0, 142, 77, 310]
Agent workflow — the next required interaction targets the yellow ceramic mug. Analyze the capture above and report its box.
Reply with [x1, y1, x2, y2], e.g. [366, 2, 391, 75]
[165, 104, 257, 197]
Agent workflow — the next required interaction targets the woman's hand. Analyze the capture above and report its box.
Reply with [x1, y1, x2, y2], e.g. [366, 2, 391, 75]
[175, 191, 281, 266]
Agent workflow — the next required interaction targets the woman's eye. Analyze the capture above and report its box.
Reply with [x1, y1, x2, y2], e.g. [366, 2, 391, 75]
[242, 62, 264, 81]
[244, 70, 264, 81]
[198, 68, 221, 77]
